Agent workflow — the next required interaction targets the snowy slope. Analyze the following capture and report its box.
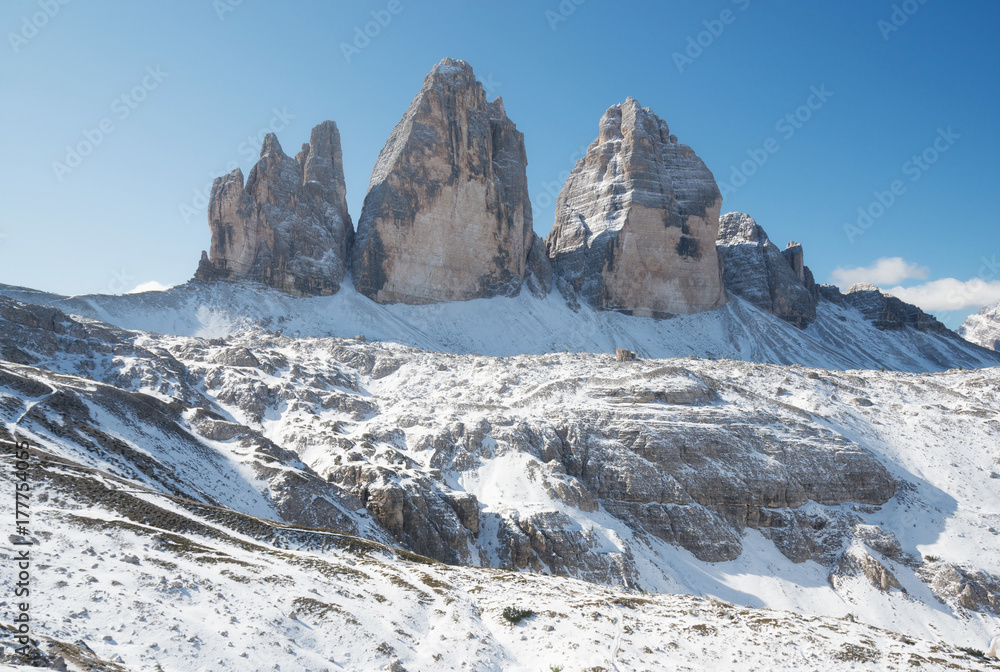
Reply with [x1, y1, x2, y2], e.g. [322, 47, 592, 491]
[1, 279, 997, 373]
[2, 287, 1000, 670]
[2, 449, 999, 672]
[2, 296, 999, 662]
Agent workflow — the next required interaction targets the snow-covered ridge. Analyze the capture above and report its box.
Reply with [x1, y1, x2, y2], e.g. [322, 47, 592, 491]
[961, 300, 1000, 351]
[1, 280, 997, 373]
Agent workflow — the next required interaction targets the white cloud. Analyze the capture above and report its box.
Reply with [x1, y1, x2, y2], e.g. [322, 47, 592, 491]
[830, 257, 929, 288]
[127, 281, 171, 294]
[885, 278, 1000, 312]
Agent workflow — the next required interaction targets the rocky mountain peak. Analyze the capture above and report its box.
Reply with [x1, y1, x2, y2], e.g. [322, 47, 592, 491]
[546, 98, 726, 317]
[959, 301, 1000, 351]
[260, 132, 282, 156]
[718, 211, 767, 244]
[426, 56, 477, 83]
[716, 212, 819, 329]
[351, 58, 538, 305]
[783, 241, 806, 284]
[195, 120, 353, 296]
[846, 282, 880, 294]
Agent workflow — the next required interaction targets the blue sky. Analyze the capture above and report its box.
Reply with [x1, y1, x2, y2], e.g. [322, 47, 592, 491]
[1, 0, 998, 327]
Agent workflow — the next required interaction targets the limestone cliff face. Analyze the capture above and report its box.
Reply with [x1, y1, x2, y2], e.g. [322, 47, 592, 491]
[716, 212, 818, 328]
[545, 98, 727, 317]
[350, 58, 535, 305]
[195, 121, 353, 296]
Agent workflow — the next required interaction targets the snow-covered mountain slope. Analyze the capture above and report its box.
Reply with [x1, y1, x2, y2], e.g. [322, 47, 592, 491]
[3, 446, 999, 672]
[962, 301, 1000, 351]
[1, 280, 997, 373]
[2, 293, 999, 666]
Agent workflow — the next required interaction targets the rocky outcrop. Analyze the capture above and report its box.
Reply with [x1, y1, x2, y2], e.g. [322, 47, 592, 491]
[545, 98, 727, 317]
[716, 212, 818, 328]
[195, 121, 353, 296]
[960, 302, 1000, 351]
[828, 526, 915, 593]
[524, 233, 553, 297]
[839, 283, 948, 333]
[919, 562, 1000, 614]
[350, 58, 535, 305]
[831, 546, 904, 593]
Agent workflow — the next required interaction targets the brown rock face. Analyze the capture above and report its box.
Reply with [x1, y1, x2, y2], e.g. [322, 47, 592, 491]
[195, 121, 353, 296]
[350, 58, 534, 305]
[545, 98, 727, 317]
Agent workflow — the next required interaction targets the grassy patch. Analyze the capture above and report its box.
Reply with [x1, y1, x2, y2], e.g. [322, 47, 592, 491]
[835, 643, 880, 664]
[686, 623, 718, 636]
[417, 572, 453, 592]
[388, 575, 433, 604]
[144, 557, 178, 571]
[956, 646, 984, 658]
[220, 569, 253, 584]
[292, 596, 359, 625]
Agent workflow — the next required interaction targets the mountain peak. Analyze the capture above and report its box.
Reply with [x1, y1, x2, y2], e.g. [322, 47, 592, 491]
[351, 58, 535, 305]
[547, 99, 724, 317]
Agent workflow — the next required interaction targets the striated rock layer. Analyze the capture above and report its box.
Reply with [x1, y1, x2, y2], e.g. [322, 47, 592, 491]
[351, 58, 537, 305]
[546, 98, 726, 317]
[716, 212, 819, 328]
[195, 121, 354, 296]
[834, 283, 949, 333]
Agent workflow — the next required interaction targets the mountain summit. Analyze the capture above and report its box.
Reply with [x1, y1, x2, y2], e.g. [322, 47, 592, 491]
[351, 58, 540, 305]
[960, 301, 1000, 351]
[195, 121, 353, 296]
[546, 97, 727, 316]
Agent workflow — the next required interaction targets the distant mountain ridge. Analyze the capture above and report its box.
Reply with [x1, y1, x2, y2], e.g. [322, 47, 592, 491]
[960, 301, 1000, 351]
[1, 275, 996, 374]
